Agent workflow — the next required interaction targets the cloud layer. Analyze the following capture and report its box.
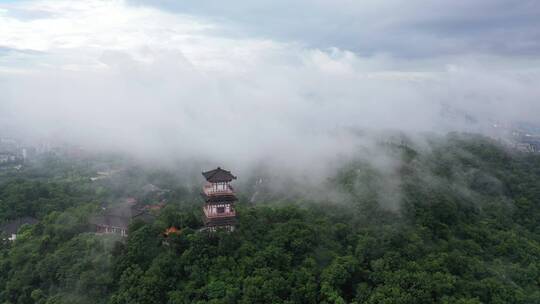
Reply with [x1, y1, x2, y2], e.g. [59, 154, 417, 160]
[1, 0, 539, 176]
[128, 0, 540, 58]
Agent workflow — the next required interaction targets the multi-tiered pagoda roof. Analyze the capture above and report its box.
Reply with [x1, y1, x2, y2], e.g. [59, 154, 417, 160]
[202, 167, 237, 183]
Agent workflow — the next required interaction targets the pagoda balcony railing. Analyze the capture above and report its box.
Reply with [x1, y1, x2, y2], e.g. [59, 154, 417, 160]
[203, 184, 234, 196]
[204, 210, 236, 218]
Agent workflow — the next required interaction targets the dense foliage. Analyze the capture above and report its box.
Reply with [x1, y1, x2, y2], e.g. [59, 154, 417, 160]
[1, 134, 540, 303]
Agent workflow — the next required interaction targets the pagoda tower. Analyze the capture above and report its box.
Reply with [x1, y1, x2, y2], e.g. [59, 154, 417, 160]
[201, 167, 237, 231]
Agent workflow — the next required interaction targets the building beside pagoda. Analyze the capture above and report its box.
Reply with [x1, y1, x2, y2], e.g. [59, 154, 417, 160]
[201, 167, 238, 231]
[90, 198, 154, 237]
[0, 217, 39, 241]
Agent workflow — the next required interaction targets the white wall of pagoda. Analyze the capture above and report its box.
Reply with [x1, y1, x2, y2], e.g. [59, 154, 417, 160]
[204, 203, 235, 217]
[204, 182, 233, 195]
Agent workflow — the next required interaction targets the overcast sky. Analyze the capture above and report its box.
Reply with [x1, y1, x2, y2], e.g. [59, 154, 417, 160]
[128, 0, 540, 58]
[0, 0, 539, 172]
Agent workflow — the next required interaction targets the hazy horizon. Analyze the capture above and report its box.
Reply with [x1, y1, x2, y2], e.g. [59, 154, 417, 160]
[1, 0, 539, 173]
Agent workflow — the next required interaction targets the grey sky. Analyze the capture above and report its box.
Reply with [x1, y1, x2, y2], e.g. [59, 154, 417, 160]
[127, 0, 540, 57]
[0, 0, 539, 177]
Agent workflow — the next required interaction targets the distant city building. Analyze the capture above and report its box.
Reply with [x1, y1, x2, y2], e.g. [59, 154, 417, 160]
[515, 143, 536, 153]
[489, 121, 540, 153]
[520, 135, 540, 153]
[21, 148, 27, 161]
[0, 152, 20, 165]
[201, 167, 238, 232]
[0, 138, 20, 152]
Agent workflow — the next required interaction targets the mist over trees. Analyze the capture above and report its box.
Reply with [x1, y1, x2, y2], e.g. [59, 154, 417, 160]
[1, 1, 540, 303]
[1, 134, 539, 303]
[1, 0, 540, 166]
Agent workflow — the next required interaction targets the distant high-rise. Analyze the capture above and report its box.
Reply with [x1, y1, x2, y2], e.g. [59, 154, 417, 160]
[201, 167, 237, 231]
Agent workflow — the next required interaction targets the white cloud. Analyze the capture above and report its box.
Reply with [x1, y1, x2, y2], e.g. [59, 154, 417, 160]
[127, 0, 540, 58]
[0, 0, 539, 179]
[0, 0, 289, 73]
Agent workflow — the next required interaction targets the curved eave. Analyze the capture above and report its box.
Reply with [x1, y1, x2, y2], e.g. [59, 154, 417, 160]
[201, 193, 237, 203]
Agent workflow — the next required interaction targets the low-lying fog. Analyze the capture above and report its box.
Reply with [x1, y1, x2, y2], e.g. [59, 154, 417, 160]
[1, 0, 539, 182]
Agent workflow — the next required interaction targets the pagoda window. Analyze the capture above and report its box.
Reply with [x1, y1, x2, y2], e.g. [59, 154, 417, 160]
[215, 183, 226, 191]
[217, 206, 225, 214]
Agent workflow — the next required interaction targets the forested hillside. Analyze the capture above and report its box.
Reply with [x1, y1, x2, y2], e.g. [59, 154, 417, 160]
[1, 134, 540, 303]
